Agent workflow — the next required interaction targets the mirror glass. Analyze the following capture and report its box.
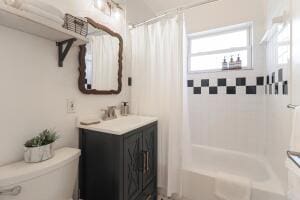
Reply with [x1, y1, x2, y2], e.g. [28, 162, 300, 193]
[84, 24, 120, 91]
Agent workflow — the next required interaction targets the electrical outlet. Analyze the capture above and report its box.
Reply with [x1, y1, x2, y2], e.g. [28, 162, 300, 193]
[67, 99, 77, 113]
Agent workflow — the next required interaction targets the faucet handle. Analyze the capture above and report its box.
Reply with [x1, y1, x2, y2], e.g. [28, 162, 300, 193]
[101, 109, 109, 120]
[107, 106, 117, 118]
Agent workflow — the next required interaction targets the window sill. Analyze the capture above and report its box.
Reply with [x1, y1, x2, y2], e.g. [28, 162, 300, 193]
[188, 67, 254, 74]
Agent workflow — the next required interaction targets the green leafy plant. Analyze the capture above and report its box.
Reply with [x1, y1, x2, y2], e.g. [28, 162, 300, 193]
[25, 129, 59, 148]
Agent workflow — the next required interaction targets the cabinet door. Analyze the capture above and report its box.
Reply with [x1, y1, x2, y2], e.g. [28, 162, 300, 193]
[142, 125, 157, 188]
[136, 192, 156, 200]
[136, 181, 156, 200]
[124, 131, 143, 200]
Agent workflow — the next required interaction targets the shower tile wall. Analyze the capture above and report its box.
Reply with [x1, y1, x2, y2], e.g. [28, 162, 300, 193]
[187, 67, 289, 157]
[188, 71, 267, 155]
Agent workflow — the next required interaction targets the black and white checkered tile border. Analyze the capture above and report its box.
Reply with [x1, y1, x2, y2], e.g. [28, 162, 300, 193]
[188, 77, 263, 95]
[188, 68, 288, 95]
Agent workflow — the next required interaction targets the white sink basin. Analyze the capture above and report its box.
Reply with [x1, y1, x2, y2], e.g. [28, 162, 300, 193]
[78, 115, 157, 135]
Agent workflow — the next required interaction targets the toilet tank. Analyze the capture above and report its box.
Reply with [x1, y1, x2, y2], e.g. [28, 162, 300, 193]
[0, 148, 81, 200]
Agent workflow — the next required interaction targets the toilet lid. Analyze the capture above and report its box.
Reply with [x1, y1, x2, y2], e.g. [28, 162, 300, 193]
[0, 148, 80, 187]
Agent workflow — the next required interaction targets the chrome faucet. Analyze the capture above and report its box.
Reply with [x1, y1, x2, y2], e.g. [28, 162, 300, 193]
[102, 106, 117, 121]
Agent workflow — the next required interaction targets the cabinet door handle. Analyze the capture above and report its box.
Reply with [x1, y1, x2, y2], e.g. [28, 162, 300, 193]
[146, 151, 150, 173]
[146, 194, 152, 200]
[139, 152, 145, 172]
[143, 151, 147, 174]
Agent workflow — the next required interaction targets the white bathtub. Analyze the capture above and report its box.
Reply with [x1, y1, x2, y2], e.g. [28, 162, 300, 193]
[182, 145, 286, 200]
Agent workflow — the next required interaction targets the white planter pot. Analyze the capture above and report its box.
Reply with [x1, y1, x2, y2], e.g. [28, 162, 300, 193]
[24, 143, 54, 163]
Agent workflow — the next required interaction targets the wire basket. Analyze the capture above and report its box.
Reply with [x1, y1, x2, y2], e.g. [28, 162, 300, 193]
[63, 14, 88, 37]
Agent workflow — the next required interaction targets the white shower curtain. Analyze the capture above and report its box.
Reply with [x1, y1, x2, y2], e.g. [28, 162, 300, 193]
[130, 14, 189, 197]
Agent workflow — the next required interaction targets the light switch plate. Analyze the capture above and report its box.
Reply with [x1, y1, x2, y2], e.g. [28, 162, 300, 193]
[67, 99, 77, 113]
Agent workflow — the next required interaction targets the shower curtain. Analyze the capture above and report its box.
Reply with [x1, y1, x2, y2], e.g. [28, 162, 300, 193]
[130, 14, 190, 197]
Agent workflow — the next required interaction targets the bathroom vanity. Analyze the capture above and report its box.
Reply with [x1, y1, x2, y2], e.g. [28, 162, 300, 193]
[78, 115, 158, 200]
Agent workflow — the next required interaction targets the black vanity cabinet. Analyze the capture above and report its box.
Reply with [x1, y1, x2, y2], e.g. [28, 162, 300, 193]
[79, 122, 157, 200]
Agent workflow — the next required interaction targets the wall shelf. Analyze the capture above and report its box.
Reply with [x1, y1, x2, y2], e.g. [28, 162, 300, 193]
[0, 4, 89, 66]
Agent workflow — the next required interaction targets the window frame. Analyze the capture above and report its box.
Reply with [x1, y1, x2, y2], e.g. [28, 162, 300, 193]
[187, 23, 253, 74]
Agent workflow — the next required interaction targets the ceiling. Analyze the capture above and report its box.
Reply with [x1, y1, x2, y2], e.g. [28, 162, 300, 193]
[140, 0, 211, 14]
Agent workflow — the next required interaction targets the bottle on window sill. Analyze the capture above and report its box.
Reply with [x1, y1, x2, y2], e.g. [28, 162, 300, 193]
[222, 57, 228, 70]
[235, 54, 242, 69]
[229, 56, 235, 70]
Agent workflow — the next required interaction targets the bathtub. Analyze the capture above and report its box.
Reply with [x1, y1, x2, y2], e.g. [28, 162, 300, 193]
[182, 145, 286, 200]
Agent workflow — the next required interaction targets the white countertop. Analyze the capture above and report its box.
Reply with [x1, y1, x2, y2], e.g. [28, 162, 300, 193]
[78, 115, 158, 135]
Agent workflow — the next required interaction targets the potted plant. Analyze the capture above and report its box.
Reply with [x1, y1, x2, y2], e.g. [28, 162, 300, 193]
[24, 129, 59, 163]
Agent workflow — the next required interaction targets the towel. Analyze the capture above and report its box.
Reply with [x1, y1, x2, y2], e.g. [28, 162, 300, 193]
[214, 172, 251, 200]
[22, 0, 64, 19]
[20, 4, 64, 25]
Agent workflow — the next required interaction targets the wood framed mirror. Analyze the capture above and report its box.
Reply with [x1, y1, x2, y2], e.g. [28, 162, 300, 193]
[78, 18, 123, 95]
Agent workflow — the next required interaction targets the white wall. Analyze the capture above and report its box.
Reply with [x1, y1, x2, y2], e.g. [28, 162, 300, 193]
[185, 0, 267, 155]
[0, 1, 129, 166]
[265, 0, 292, 188]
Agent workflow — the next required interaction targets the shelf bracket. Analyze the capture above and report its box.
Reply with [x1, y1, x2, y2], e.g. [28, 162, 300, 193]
[56, 38, 77, 67]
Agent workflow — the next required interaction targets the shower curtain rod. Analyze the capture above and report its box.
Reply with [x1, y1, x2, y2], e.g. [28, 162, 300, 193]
[130, 0, 219, 29]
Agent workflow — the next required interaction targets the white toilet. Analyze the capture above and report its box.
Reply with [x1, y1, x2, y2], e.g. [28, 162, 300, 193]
[0, 147, 81, 200]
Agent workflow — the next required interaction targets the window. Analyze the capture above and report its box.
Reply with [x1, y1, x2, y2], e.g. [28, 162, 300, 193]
[277, 24, 290, 65]
[188, 23, 253, 73]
